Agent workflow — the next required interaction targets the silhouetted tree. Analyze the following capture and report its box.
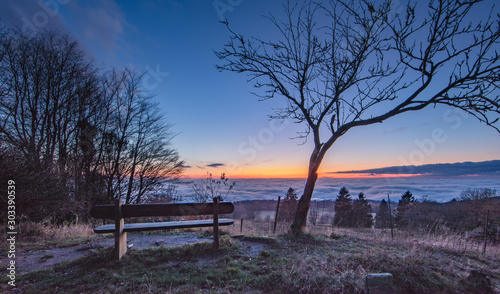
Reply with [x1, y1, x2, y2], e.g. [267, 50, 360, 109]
[334, 187, 353, 227]
[453, 188, 499, 231]
[395, 190, 416, 228]
[116, 70, 183, 204]
[216, 0, 500, 235]
[375, 199, 391, 229]
[352, 192, 373, 228]
[0, 29, 184, 219]
[0, 29, 98, 220]
[459, 188, 497, 201]
[279, 187, 299, 222]
[409, 199, 445, 233]
[74, 68, 184, 205]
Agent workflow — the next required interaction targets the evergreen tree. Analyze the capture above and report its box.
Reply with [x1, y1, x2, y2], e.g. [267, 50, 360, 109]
[279, 187, 298, 222]
[375, 199, 391, 229]
[334, 187, 352, 227]
[352, 192, 373, 228]
[395, 190, 416, 227]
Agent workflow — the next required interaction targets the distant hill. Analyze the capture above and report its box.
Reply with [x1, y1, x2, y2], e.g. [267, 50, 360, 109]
[331, 160, 500, 177]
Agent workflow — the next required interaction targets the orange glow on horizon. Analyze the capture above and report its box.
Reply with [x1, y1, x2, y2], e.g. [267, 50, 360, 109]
[183, 168, 426, 179]
[185, 170, 307, 179]
[322, 173, 428, 179]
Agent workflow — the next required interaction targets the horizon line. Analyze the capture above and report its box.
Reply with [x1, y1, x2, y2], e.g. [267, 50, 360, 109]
[178, 173, 500, 180]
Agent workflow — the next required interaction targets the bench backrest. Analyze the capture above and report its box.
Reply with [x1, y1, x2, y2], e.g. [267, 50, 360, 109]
[90, 202, 234, 220]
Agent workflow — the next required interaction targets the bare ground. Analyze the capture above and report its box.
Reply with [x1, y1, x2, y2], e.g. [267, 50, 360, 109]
[1, 232, 273, 275]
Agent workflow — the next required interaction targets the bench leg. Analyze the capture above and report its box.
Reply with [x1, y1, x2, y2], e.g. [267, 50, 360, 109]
[115, 199, 127, 260]
[213, 197, 219, 250]
[115, 219, 127, 260]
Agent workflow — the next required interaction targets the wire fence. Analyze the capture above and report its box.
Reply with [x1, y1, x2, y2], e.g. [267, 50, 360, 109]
[223, 199, 500, 257]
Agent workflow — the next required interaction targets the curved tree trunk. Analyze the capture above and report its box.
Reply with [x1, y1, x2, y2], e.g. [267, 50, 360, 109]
[291, 135, 338, 235]
[291, 170, 319, 235]
[291, 141, 325, 235]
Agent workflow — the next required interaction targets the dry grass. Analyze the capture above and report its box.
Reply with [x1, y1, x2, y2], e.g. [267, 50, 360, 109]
[224, 219, 500, 257]
[2, 219, 499, 293]
[0, 220, 96, 248]
[7, 228, 499, 293]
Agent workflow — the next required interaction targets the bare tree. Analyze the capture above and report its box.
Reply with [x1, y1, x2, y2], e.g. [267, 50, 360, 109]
[0, 30, 95, 171]
[216, 0, 500, 235]
[132, 140, 183, 204]
[125, 95, 184, 204]
[0, 29, 100, 219]
[191, 173, 236, 203]
[459, 188, 497, 201]
[0, 29, 184, 219]
[95, 69, 184, 204]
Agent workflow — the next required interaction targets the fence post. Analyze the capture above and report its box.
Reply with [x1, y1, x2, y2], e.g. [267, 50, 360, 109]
[483, 210, 489, 256]
[387, 195, 394, 242]
[273, 196, 281, 234]
[464, 232, 468, 253]
[240, 218, 243, 233]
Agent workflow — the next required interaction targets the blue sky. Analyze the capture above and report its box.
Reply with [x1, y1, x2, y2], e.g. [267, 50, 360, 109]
[1, 0, 499, 178]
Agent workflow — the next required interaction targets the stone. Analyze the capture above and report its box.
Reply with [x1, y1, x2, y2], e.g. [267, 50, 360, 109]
[365, 273, 395, 294]
[467, 270, 494, 293]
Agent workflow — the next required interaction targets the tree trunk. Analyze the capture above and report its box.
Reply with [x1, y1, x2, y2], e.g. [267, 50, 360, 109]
[291, 136, 336, 235]
[291, 140, 326, 235]
[291, 171, 319, 235]
[125, 148, 138, 204]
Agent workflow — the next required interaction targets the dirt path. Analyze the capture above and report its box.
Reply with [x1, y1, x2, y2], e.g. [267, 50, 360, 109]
[1, 233, 272, 275]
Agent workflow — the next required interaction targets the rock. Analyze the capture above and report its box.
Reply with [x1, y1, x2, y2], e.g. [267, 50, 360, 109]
[467, 270, 494, 293]
[365, 273, 395, 294]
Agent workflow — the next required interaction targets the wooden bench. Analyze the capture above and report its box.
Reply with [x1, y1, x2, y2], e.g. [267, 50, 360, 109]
[90, 197, 234, 260]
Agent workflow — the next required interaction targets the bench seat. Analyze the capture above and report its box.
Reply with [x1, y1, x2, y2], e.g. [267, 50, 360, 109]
[91, 198, 234, 260]
[94, 219, 234, 234]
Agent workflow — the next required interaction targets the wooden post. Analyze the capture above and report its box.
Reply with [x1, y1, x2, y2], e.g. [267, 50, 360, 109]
[114, 198, 127, 261]
[213, 197, 219, 250]
[240, 218, 243, 233]
[387, 195, 394, 242]
[483, 210, 489, 256]
[273, 196, 281, 234]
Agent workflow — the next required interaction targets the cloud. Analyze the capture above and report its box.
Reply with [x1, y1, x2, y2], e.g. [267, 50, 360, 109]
[140, 0, 184, 10]
[76, 2, 127, 51]
[182, 165, 192, 169]
[330, 160, 500, 177]
[62, 0, 136, 62]
[383, 126, 407, 134]
[418, 119, 440, 127]
[206, 163, 225, 168]
[0, 0, 70, 34]
[83, 7, 123, 49]
[0, 0, 134, 63]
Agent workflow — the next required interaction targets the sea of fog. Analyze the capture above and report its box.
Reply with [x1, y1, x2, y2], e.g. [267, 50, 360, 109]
[173, 176, 500, 202]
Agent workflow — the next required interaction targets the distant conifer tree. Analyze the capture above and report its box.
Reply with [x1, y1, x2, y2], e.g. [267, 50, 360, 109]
[375, 199, 391, 228]
[395, 190, 416, 227]
[352, 192, 373, 228]
[279, 187, 298, 222]
[334, 187, 353, 227]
